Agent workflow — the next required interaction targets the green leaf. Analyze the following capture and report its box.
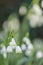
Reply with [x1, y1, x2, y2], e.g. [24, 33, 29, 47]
[16, 57, 28, 65]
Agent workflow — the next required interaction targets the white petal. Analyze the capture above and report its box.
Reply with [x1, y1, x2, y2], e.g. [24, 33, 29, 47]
[23, 37, 31, 45]
[19, 6, 27, 16]
[16, 46, 22, 53]
[1, 46, 6, 54]
[7, 46, 13, 53]
[21, 44, 26, 51]
[33, 5, 42, 15]
[28, 44, 33, 50]
[25, 50, 31, 56]
[36, 51, 43, 59]
[3, 53, 7, 59]
[29, 14, 39, 28]
[11, 46, 16, 49]
[9, 38, 16, 46]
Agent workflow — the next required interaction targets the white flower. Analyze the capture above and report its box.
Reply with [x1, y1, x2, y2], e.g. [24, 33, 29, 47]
[36, 51, 43, 59]
[23, 37, 31, 45]
[25, 49, 31, 56]
[11, 46, 16, 49]
[8, 18, 20, 33]
[7, 46, 13, 53]
[41, 0, 43, 8]
[9, 38, 16, 46]
[3, 53, 7, 59]
[38, 16, 43, 27]
[33, 5, 42, 15]
[25, 43, 33, 56]
[28, 44, 33, 50]
[29, 14, 39, 28]
[1, 45, 6, 54]
[19, 6, 27, 16]
[1, 45, 7, 59]
[21, 44, 26, 51]
[16, 46, 22, 53]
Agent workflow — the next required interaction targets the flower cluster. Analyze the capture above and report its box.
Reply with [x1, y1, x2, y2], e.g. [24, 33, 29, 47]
[27, 1, 43, 28]
[0, 38, 16, 58]
[0, 37, 33, 58]
[0, 37, 43, 59]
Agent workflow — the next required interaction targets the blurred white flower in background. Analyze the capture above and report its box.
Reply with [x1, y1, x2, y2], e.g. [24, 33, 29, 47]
[27, 44, 33, 50]
[21, 44, 26, 51]
[36, 51, 43, 59]
[8, 18, 20, 33]
[23, 37, 33, 56]
[1, 44, 7, 58]
[3, 17, 20, 33]
[25, 49, 32, 56]
[19, 6, 27, 16]
[38, 16, 43, 27]
[16, 46, 22, 53]
[25, 45, 33, 56]
[7, 46, 13, 53]
[32, 5, 42, 16]
[23, 37, 31, 45]
[41, 0, 43, 8]
[27, 3, 43, 28]
[25, 42, 33, 56]
[1, 45, 6, 54]
[23, 37, 33, 50]
[29, 14, 43, 27]
[29, 14, 40, 28]
[3, 53, 7, 59]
